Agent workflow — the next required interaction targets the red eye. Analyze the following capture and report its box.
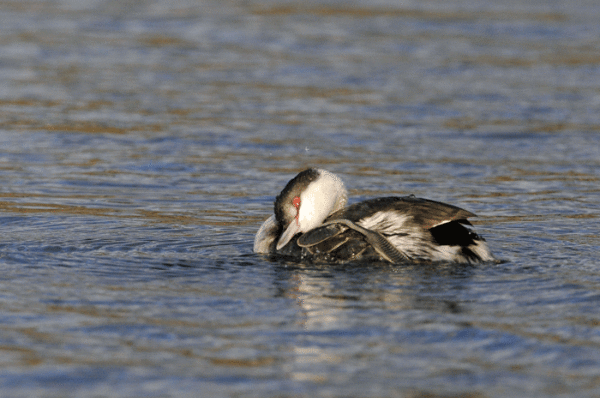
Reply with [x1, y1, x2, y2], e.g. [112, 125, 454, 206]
[292, 196, 301, 209]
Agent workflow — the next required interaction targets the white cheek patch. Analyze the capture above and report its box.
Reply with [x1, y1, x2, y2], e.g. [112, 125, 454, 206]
[297, 191, 317, 229]
[297, 180, 340, 232]
[282, 169, 349, 235]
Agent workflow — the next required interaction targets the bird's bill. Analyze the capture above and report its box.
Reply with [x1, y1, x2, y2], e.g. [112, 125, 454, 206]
[276, 221, 301, 250]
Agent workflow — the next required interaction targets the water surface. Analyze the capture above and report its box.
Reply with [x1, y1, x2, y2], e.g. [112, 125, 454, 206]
[1, 0, 599, 397]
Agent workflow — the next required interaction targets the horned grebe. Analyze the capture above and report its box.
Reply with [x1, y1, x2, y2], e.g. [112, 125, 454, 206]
[254, 168, 495, 264]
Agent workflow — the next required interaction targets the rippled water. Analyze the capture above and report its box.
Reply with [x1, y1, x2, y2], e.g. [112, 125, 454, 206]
[1, 0, 599, 396]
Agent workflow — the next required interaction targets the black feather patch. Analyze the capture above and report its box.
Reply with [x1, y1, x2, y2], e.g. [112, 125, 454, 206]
[429, 220, 479, 247]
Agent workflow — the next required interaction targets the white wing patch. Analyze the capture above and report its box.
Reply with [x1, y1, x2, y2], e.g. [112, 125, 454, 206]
[357, 211, 410, 234]
[356, 210, 495, 263]
[357, 211, 429, 259]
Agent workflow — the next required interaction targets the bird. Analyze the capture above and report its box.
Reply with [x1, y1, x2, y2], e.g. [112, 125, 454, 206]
[254, 168, 495, 264]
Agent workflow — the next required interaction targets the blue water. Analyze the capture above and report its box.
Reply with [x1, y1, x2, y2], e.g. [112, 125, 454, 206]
[0, 0, 599, 397]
